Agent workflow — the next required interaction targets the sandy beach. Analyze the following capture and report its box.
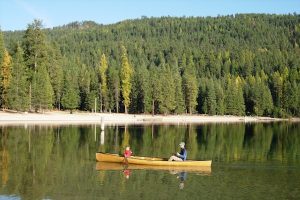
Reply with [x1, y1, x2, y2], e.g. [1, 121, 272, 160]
[0, 110, 296, 126]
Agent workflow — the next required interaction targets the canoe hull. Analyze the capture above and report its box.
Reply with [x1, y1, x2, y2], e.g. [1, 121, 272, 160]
[96, 152, 212, 167]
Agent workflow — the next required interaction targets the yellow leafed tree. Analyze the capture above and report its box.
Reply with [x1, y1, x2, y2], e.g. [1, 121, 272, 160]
[1, 49, 12, 109]
[99, 53, 108, 112]
[120, 45, 133, 114]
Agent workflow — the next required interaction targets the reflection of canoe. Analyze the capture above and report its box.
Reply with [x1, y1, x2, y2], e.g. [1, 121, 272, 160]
[96, 152, 212, 167]
[96, 161, 211, 174]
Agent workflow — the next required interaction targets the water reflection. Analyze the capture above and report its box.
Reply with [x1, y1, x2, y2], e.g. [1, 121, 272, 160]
[122, 165, 131, 179]
[0, 122, 299, 199]
[96, 162, 211, 174]
[170, 171, 187, 190]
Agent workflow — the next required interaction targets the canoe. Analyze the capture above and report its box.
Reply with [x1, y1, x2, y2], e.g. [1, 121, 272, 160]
[96, 152, 212, 167]
[96, 161, 211, 174]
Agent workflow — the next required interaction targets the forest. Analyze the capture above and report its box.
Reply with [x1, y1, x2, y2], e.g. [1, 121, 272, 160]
[0, 14, 300, 117]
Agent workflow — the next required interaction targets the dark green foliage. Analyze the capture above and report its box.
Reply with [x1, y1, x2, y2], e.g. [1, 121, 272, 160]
[3, 14, 300, 116]
[8, 45, 29, 111]
[182, 56, 198, 114]
[203, 79, 217, 115]
[61, 70, 80, 113]
[31, 64, 54, 111]
[107, 65, 120, 113]
[47, 43, 63, 109]
[78, 64, 91, 111]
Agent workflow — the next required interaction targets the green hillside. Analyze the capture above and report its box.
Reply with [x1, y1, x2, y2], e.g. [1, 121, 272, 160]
[1, 14, 300, 116]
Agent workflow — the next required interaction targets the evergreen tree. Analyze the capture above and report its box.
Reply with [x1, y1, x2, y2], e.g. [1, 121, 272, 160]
[23, 19, 48, 111]
[148, 65, 160, 115]
[31, 64, 54, 111]
[225, 78, 236, 115]
[61, 70, 80, 113]
[107, 65, 120, 113]
[235, 76, 245, 115]
[0, 49, 12, 109]
[182, 56, 198, 114]
[8, 45, 29, 111]
[173, 67, 185, 114]
[159, 64, 176, 114]
[215, 81, 225, 115]
[47, 43, 64, 110]
[86, 68, 99, 112]
[120, 45, 133, 114]
[271, 71, 284, 116]
[286, 81, 299, 116]
[78, 64, 91, 111]
[204, 79, 217, 115]
[130, 62, 150, 113]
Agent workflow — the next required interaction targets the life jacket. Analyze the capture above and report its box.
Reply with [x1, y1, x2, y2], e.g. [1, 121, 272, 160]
[124, 149, 132, 158]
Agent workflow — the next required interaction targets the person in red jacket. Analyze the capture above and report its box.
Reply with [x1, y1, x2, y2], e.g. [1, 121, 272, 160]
[124, 146, 132, 164]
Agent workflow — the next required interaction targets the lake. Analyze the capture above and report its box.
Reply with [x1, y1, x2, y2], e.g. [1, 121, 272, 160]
[0, 122, 300, 200]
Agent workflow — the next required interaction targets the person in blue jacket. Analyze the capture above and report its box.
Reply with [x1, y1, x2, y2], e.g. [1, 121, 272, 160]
[168, 142, 187, 161]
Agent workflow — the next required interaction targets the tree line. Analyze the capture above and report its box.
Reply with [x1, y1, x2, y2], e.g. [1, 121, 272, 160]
[1, 14, 300, 117]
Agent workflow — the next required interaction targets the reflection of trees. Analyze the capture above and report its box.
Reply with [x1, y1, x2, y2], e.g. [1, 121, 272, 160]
[1, 127, 9, 186]
[0, 123, 300, 198]
[243, 124, 273, 161]
[197, 124, 245, 161]
[269, 123, 300, 163]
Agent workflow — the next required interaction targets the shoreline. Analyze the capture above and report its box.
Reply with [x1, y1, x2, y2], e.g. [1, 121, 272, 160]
[0, 111, 298, 126]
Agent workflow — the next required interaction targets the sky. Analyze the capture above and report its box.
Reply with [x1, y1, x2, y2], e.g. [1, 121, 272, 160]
[1, 0, 300, 31]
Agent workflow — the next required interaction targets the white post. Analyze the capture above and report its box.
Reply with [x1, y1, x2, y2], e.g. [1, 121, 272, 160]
[100, 130, 105, 145]
[94, 124, 97, 142]
[101, 117, 105, 131]
[94, 97, 97, 113]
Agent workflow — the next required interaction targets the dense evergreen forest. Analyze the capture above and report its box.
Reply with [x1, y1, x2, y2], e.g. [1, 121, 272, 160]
[1, 14, 300, 117]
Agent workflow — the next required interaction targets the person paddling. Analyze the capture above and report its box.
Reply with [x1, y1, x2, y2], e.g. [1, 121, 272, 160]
[168, 142, 187, 161]
[124, 146, 133, 164]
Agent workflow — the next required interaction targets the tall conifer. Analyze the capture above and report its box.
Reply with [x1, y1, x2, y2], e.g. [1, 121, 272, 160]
[120, 45, 133, 114]
[8, 45, 29, 111]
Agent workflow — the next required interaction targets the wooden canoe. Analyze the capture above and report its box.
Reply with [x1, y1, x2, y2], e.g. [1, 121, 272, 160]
[96, 161, 211, 174]
[96, 152, 212, 167]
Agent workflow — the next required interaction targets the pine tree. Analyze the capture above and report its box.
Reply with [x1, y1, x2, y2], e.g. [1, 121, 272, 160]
[0, 49, 12, 109]
[8, 45, 29, 111]
[107, 66, 120, 113]
[235, 76, 245, 116]
[120, 45, 133, 114]
[204, 79, 217, 115]
[23, 19, 48, 111]
[225, 77, 235, 115]
[140, 63, 151, 114]
[149, 64, 162, 115]
[159, 64, 176, 114]
[78, 64, 91, 111]
[31, 64, 54, 111]
[215, 81, 225, 115]
[47, 43, 63, 110]
[271, 71, 284, 116]
[130, 62, 150, 113]
[61, 70, 80, 113]
[182, 56, 198, 114]
[98, 53, 108, 112]
[173, 67, 185, 114]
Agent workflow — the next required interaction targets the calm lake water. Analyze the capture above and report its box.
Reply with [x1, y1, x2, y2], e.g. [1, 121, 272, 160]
[0, 122, 300, 200]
